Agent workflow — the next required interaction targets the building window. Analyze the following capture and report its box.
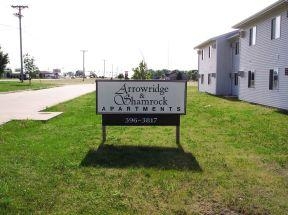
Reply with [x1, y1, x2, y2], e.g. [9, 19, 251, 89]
[248, 70, 255, 88]
[271, 15, 281, 40]
[269, 69, 279, 90]
[235, 42, 239, 55]
[201, 49, 204, 60]
[208, 46, 212, 58]
[234, 73, 238, 86]
[208, 74, 211, 85]
[200, 74, 204, 84]
[249, 26, 256, 46]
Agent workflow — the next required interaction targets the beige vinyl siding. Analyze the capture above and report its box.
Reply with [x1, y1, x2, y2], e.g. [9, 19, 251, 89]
[198, 43, 217, 94]
[239, 8, 288, 110]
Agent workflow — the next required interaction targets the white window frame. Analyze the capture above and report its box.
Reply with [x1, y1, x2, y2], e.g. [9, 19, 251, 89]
[271, 15, 281, 39]
[252, 26, 257, 45]
[276, 16, 281, 39]
[249, 26, 257, 46]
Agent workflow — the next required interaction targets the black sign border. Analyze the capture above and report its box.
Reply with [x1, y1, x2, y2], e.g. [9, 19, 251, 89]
[96, 80, 187, 115]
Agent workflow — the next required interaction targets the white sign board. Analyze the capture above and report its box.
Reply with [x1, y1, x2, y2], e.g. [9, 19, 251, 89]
[96, 80, 187, 114]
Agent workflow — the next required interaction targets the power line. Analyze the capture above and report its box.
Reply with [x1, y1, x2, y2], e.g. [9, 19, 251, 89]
[11, 5, 28, 83]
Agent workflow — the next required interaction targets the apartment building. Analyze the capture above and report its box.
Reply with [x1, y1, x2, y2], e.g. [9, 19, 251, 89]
[195, 0, 288, 110]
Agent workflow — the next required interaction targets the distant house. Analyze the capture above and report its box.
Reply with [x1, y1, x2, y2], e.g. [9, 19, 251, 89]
[5, 69, 26, 79]
[39, 71, 59, 79]
[195, 0, 288, 110]
[165, 71, 187, 80]
[2, 69, 12, 78]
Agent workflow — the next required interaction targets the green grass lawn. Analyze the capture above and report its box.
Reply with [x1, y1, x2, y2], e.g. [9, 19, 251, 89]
[0, 78, 97, 92]
[0, 80, 56, 92]
[0, 87, 287, 214]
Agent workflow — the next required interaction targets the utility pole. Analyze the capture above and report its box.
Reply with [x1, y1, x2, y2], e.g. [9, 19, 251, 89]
[103, 59, 106, 78]
[11, 5, 28, 83]
[81, 50, 87, 81]
[111, 64, 113, 79]
[167, 41, 170, 71]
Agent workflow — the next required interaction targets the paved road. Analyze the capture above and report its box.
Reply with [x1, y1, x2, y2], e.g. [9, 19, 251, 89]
[0, 84, 95, 125]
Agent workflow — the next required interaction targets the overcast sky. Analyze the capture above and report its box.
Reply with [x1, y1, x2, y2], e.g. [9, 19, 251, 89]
[0, 0, 276, 76]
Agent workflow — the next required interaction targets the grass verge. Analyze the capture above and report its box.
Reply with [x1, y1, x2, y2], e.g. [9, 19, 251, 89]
[0, 81, 56, 92]
[0, 86, 287, 214]
[0, 78, 97, 92]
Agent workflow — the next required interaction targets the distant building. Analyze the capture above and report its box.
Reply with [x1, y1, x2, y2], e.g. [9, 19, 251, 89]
[39, 71, 59, 79]
[5, 69, 31, 79]
[165, 71, 187, 80]
[1, 69, 12, 78]
[53, 69, 61, 74]
[53, 69, 61, 78]
[5, 69, 21, 79]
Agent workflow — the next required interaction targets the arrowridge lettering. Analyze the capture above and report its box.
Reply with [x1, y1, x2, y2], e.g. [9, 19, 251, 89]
[113, 83, 169, 107]
[115, 83, 169, 96]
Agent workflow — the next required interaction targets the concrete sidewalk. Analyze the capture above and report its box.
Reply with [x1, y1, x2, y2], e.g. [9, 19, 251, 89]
[0, 84, 95, 125]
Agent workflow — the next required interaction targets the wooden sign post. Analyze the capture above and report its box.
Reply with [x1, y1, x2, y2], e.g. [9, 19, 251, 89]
[96, 80, 187, 145]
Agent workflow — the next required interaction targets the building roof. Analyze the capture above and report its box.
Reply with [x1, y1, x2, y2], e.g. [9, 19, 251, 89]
[226, 33, 240, 41]
[233, 0, 288, 29]
[194, 30, 238, 49]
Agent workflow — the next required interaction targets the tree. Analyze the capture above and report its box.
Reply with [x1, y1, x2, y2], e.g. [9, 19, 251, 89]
[149, 69, 166, 79]
[186, 70, 199, 81]
[0, 46, 9, 78]
[132, 60, 151, 80]
[24, 53, 39, 84]
[75, 70, 84, 77]
[117, 73, 124, 79]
